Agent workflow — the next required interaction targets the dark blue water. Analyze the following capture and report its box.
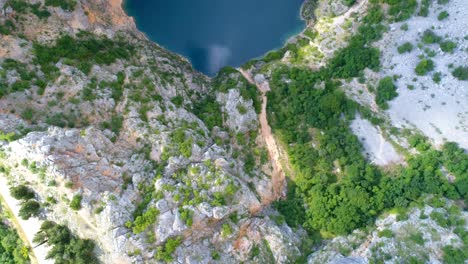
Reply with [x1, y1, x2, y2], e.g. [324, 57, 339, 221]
[124, 0, 304, 76]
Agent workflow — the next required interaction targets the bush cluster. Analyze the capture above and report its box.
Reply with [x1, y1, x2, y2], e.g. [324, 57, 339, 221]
[10, 184, 41, 220]
[415, 59, 435, 76]
[375, 76, 398, 109]
[155, 236, 181, 262]
[33, 221, 98, 263]
[0, 219, 30, 263]
[44, 0, 76, 11]
[266, 3, 466, 237]
[33, 33, 134, 80]
[452, 66, 468, 80]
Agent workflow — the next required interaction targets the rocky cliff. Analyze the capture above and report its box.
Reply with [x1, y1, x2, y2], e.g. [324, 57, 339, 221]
[0, 0, 467, 263]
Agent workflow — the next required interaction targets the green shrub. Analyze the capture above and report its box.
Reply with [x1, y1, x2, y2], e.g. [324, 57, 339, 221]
[110, 115, 123, 135]
[34, 34, 133, 79]
[418, 0, 430, 17]
[20, 108, 34, 121]
[10, 185, 35, 200]
[155, 236, 181, 261]
[263, 50, 285, 63]
[273, 183, 306, 228]
[397, 42, 413, 53]
[211, 251, 221, 260]
[69, 194, 82, 210]
[328, 36, 380, 78]
[438, 11, 449, 20]
[432, 72, 442, 83]
[0, 20, 16, 35]
[378, 229, 393, 238]
[170, 95, 184, 107]
[442, 245, 467, 264]
[376, 76, 398, 109]
[221, 223, 233, 237]
[383, 0, 418, 21]
[44, 0, 76, 11]
[6, 0, 30, 13]
[452, 66, 468, 80]
[33, 221, 98, 263]
[415, 59, 435, 75]
[409, 232, 425, 245]
[30, 3, 51, 18]
[132, 207, 159, 234]
[179, 208, 193, 227]
[430, 211, 448, 227]
[0, 131, 17, 142]
[439, 41, 457, 53]
[421, 30, 441, 44]
[18, 200, 40, 220]
[193, 96, 223, 130]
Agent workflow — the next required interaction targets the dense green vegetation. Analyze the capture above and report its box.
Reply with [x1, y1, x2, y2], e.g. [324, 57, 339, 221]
[266, 1, 466, 238]
[381, 0, 417, 21]
[44, 0, 76, 11]
[33, 32, 134, 80]
[452, 66, 468, 80]
[9, 184, 41, 220]
[0, 223, 29, 263]
[130, 207, 159, 234]
[441, 142, 468, 203]
[269, 63, 462, 236]
[33, 221, 98, 263]
[5, 0, 51, 19]
[0, 204, 30, 264]
[0, 59, 44, 99]
[192, 96, 223, 130]
[0, 20, 16, 35]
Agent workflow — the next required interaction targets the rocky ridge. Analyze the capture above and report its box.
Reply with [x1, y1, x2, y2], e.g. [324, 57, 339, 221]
[0, 0, 467, 263]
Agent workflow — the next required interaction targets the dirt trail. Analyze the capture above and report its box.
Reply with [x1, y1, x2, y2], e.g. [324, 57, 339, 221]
[239, 69, 286, 202]
[332, 0, 368, 26]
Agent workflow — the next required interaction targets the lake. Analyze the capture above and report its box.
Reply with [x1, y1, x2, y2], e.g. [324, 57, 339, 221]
[124, 0, 305, 76]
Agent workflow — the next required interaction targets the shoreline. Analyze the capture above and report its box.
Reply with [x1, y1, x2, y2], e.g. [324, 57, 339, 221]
[119, 0, 311, 78]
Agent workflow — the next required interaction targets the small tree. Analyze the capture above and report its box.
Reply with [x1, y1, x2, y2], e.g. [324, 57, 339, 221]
[415, 59, 434, 75]
[452, 66, 468, 80]
[10, 185, 35, 200]
[376, 77, 398, 109]
[69, 194, 82, 210]
[18, 200, 40, 220]
[155, 236, 182, 261]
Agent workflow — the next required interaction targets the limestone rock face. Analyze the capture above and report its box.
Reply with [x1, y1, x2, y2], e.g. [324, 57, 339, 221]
[1, 0, 467, 263]
[216, 88, 258, 133]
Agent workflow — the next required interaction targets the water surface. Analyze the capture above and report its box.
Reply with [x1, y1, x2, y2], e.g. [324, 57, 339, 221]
[125, 0, 304, 76]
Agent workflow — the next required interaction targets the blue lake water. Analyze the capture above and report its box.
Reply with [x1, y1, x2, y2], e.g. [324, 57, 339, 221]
[124, 0, 305, 76]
